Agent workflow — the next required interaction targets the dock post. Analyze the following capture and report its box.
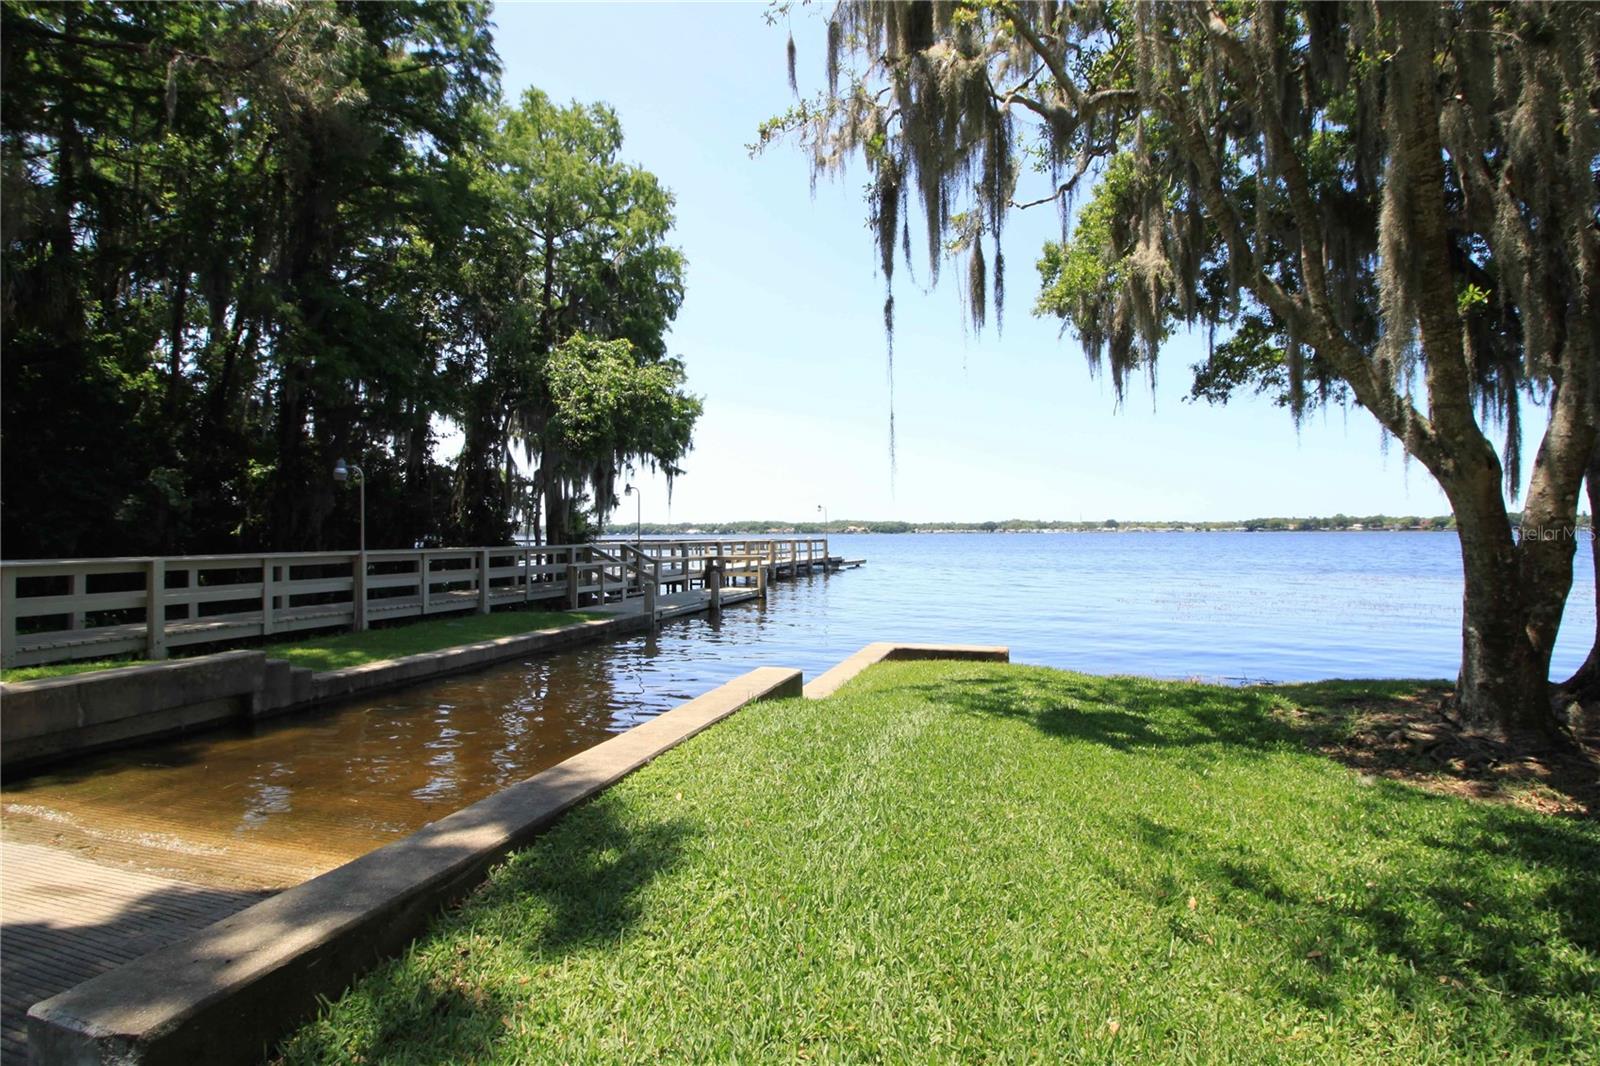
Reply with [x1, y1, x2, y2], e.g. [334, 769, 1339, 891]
[67, 572, 84, 631]
[261, 559, 276, 637]
[145, 558, 167, 660]
[566, 560, 579, 610]
[353, 552, 368, 632]
[707, 561, 722, 613]
[419, 551, 430, 615]
[478, 549, 492, 614]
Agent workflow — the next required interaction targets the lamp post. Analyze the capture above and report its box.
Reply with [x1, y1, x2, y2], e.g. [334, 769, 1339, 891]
[333, 458, 366, 631]
[624, 484, 641, 543]
[817, 504, 828, 533]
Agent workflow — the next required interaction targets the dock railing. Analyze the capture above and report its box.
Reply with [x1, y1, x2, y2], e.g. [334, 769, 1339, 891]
[1, 545, 586, 669]
[600, 537, 830, 586]
[1, 537, 838, 669]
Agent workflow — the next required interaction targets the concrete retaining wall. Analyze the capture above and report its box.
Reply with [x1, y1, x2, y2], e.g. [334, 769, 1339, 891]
[0, 651, 267, 770]
[260, 614, 651, 717]
[802, 641, 1010, 699]
[2, 614, 652, 772]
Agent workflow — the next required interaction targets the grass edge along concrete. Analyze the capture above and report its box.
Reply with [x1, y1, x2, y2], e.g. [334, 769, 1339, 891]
[276, 660, 1599, 1065]
[24, 644, 1002, 1065]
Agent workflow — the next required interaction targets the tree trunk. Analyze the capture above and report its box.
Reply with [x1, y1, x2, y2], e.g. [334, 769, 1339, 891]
[1559, 444, 1600, 700]
[1451, 503, 1557, 740]
[542, 451, 570, 545]
[1446, 435, 1592, 743]
[1377, 3, 1592, 743]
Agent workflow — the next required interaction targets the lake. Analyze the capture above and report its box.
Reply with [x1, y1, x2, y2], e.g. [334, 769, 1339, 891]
[4, 530, 1592, 884]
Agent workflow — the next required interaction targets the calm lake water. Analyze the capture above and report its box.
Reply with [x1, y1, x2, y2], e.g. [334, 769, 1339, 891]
[5, 531, 1593, 884]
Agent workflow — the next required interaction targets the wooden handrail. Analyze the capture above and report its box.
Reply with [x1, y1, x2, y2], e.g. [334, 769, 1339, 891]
[4, 536, 841, 668]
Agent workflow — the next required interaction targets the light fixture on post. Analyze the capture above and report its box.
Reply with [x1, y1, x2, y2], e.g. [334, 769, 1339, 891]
[624, 484, 641, 543]
[333, 458, 367, 631]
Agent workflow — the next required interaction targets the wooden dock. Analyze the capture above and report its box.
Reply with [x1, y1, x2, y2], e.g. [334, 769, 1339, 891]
[1, 538, 859, 670]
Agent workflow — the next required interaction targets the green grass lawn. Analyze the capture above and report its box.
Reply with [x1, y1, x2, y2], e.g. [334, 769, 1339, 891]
[0, 658, 158, 683]
[1, 607, 602, 682]
[260, 609, 599, 672]
[277, 662, 1600, 1064]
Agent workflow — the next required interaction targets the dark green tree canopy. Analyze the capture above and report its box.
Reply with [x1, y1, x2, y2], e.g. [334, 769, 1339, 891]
[1, 0, 698, 555]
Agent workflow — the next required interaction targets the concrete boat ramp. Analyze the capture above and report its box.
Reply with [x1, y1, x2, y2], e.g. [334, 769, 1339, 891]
[0, 842, 270, 1063]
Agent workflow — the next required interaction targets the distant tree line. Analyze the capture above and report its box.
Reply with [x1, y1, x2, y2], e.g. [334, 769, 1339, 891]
[1, 1, 700, 558]
[623, 514, 1600, 536]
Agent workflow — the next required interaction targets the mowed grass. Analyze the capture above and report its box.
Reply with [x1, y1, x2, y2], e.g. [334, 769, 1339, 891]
[1, 608, 601, 681]
[0, 657, 158, 683]
[278, 662, 1600, 1064]
[261, 608, 602, 672]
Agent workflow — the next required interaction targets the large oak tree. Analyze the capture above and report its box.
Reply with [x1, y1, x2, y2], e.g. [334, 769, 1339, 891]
[766, 0, 1598, 740]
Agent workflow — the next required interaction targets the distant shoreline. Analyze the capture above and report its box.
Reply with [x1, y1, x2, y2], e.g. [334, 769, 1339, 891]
[619, 516, 1592, 537]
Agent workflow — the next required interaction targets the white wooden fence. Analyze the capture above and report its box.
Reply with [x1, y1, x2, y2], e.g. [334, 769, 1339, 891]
[1, 537, 833, 669]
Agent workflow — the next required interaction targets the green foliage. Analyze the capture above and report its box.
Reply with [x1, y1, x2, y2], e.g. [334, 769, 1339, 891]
[776, 2, 1600, 728]
[278, 662, 1600, 1063]
[449, 88, 691, 545]
[545, 336, 701, 489]
[1, 2, 694, 557]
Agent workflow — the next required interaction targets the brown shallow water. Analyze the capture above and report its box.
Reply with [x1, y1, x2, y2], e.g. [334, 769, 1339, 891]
[1, 619, 750, 888]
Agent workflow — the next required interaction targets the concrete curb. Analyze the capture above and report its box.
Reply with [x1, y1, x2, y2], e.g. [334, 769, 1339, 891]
[278, 614, 651, 716]
[26, 666, 803, 1066]
[802, 642, 1011, 699]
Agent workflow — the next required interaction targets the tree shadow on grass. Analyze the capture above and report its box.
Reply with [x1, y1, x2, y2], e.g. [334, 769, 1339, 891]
[294, 800, 695, 1065]
[1106, 806, 1600, 1050]
[906, 667, 1599, 1049]
[907, 670, 1293, 754]
[913, 669, 1600, 816]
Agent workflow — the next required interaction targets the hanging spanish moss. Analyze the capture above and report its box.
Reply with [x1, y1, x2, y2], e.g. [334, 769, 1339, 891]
[968, 235, 986, 332]
[826, 18, 842, 97]
[764, 0, 1596, 495]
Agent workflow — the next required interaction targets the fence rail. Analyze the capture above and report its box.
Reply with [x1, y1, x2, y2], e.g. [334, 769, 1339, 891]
[1, 537, 836, 669]
[597, 537, 830, 585]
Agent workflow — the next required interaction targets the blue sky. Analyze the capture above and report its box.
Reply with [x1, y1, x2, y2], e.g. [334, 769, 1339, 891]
[488, 2, 1534, 525]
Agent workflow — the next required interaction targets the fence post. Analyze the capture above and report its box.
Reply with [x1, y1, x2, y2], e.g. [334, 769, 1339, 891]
[261, 559, 276, 637]
[643, 558, 657, 620]
[478, 548, 492, 615]
[1, 567, 17, 667]
[353, 552, 368, 632]
[67, 572, 85, 631]
[146, 558, 167, 659]
[524, 547, 533, 604]
[566, 559, 580, 610]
